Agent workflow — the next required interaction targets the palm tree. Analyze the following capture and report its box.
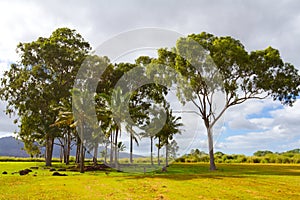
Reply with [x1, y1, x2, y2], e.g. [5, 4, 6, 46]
[156, 107, 183, 168]
[126, 124, 140, 164]
[117, 141, 126, 162]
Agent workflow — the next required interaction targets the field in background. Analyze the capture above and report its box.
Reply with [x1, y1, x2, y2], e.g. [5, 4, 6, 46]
[0, 162, 300, 199]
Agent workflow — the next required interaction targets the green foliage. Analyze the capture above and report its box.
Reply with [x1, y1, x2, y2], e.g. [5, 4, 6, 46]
[0, 28, 90, 166]
[176, 149, 300, 164]
[253, 150, 274, 157]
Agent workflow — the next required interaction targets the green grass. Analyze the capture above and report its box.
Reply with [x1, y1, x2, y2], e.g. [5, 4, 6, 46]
[0, 162, 300, 199]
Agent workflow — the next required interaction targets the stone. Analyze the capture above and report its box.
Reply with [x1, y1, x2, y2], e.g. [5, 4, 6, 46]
[52, 172, 67, 176]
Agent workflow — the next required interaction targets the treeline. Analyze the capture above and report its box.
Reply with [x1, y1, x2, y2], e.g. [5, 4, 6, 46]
[176, 149, 300, 164]
[0, 28, 182, 172]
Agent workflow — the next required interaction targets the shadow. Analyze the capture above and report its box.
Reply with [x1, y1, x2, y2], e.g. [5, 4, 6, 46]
[118, 163, 300, 181]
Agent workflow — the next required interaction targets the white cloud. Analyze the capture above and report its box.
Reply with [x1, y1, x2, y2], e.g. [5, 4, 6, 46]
[218, 100, 300, 154]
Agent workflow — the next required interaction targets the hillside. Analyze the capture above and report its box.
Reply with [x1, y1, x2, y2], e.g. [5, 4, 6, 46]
[0, 136, 29, 157]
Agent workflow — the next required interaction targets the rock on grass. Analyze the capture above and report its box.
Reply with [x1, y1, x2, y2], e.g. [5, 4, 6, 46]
[52, 172, 67, 176]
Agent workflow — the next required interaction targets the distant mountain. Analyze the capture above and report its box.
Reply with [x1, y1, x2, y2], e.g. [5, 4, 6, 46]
[0, 136, 144, 159]
[0, 136, 29, 157]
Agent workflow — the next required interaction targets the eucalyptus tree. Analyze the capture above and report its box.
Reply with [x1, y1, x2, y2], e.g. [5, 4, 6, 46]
[0, 28, 90, 166]
[153, 32, 300, 170]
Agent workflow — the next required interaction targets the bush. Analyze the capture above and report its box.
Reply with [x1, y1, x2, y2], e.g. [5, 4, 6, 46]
[247, 156, 261, 163]
[236, 155, 247, 163]
[175, 157, 186, 163]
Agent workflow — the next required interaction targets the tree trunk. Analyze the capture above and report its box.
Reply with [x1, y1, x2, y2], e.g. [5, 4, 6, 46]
[45, 136, 54, 166]
[207, 127, 217, 171]
[130, 132, 133, 164]
[60, 144, 63, 163]
[150, 137, 153, 165]
[75, 135, 80, 164]
[114, 127, 119, 169]
[110, 132, 114, 165]
[158, 137, 160, 166]
[63, 134, 67, 163]
[80, 123, 85, 173]
[65, 132, 71, 165]
[93, 140, 99, 166]
[165, 142, 168, 167]
[104, 142, 108, 164]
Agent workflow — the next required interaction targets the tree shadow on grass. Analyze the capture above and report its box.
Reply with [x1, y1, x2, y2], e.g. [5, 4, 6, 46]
[120, 164, 300, 181]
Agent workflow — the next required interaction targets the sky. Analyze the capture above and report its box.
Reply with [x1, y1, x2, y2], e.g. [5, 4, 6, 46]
[0, 0, 300, 155]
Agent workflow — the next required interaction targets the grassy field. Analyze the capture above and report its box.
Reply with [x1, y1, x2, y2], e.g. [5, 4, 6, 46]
[0, 162, 299, 200]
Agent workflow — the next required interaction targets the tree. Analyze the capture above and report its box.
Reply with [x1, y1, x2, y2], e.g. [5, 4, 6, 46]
[153, 32, 300, 170]
[117, 141, 126, 161]
[155, 107, 182, 167]
[0, 28, 90, 166]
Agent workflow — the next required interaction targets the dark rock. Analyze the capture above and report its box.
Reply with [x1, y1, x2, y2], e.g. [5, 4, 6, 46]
[30, 167, 39, 170]
[19, 169, 32, 175]
[52, 172, 67, 176]
[24, 169, 32, 173]
[57, 168, 66, 171]
[19, 170, 28, 176]
[2, 171, 7, 174]
[49, 168, 56, 172]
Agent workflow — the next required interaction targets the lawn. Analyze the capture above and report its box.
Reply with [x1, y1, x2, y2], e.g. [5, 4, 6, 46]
[0, 162, 299, 199]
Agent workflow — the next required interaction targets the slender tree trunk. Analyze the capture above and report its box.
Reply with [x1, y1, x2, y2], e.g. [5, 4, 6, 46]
[60, 144, 63, 163]
[45, 135, 54, 166]
[114, 127, 119, 169]
[75, 135, 80, 164]
[104, 142, 108, 164]
[80, 123, 85, 173]
[207, 127, 217, 171]
[165, 142, 168, 167]
[63, 134, 67, 163]
[158, 137, 161, 166]
[150, 137, 153, 165]
[130, 132, 133, 164]
[65, 132, 71, 165]
[93, 140, 99, 166]
[110, 132, 113, 165]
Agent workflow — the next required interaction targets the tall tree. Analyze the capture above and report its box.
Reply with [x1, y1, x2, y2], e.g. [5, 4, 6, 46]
[0, 28, 90, 166]
[153, 32, 300, 170]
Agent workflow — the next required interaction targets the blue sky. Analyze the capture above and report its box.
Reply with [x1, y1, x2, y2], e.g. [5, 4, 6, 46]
[0, 0, 300, 155]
